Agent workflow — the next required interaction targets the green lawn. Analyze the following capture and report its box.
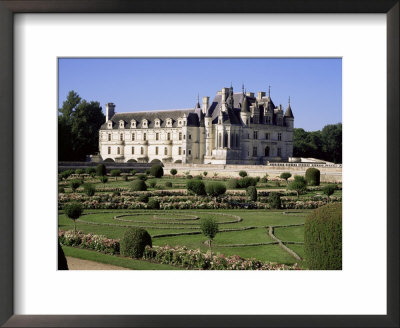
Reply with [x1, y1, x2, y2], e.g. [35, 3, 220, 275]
[59, 209, 307, 266]
[62, 245, 180, 270]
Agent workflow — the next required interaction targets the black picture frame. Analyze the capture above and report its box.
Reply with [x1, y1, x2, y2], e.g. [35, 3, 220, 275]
[0, 1, 398, 327]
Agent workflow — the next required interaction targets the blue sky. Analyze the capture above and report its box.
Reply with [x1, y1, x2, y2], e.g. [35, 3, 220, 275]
[58, 58, 341, 131]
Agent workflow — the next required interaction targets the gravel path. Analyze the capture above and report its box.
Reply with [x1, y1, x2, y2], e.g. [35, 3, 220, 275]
[66, 256, 129, 270]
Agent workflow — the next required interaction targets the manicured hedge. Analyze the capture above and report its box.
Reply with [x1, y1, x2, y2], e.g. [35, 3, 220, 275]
[304, 202, 342, 270]
[96, 164, 107, 176]
[246, 186, 257, 202]
[131, 180, 147, 191]
[186, 180, 206, 196]
[150, 164, 164, 178]
[305, 168, 320, 186]
[120, 227, 152, 258]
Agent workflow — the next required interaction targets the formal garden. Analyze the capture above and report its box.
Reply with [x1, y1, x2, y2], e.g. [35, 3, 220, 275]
[58, 164, 342, 270]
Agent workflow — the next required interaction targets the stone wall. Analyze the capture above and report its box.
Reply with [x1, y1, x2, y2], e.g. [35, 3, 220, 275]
[163, 163, 342, 182]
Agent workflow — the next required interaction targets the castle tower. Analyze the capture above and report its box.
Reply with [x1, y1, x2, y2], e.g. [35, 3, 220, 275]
[204, 110, 213, 157]
[284, 97, 294, 129]
[240, 94, 251, 126]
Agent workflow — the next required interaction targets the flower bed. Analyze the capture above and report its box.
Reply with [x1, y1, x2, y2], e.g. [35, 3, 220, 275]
[58, 230, 120, 255]
[143, 245, 300, 270]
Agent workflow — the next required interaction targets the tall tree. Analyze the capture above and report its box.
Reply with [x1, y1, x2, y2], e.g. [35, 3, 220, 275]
[58, 92, 105, 161]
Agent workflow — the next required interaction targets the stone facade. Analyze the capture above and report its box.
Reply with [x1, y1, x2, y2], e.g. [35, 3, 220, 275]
[99, 86, 294, 164]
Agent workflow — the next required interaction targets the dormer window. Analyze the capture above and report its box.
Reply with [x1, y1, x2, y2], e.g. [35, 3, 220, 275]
[119, 120, 125, 129]
[130, 120, 136, 128]
[155, 119, 160, 127]
[107, 121, 113, 129]
[166, 118, 172, 127]
[142, 119, 148, 128]
[178, 119, 182, 126]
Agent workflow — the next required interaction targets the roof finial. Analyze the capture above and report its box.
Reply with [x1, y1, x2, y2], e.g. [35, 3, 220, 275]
[288, 96, 290, 104]
[268, 85, 271, 97]
[198, 93, 200, 103]
[242, 83, 244, 94]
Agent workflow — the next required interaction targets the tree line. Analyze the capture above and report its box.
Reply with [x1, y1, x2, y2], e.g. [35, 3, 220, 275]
[293, 123, 342, 164]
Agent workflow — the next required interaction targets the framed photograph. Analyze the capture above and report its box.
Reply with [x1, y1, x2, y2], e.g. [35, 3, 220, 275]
[1, 1, 398, 327]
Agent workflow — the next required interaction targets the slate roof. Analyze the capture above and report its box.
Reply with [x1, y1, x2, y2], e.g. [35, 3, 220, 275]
[101, 108, 200, 129]
[284, 104, 294, 118]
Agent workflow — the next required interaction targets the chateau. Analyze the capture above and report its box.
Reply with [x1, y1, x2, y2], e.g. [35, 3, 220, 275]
[98, 86, 294, 164]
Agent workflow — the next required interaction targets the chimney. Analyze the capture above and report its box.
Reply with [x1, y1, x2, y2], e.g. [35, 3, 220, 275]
[257, 92, 266, 100]
[246, 92, 254, 97]
[105, 103, 115, 122]
[202, 96, 209, 114]
[221, 87, 229, 112]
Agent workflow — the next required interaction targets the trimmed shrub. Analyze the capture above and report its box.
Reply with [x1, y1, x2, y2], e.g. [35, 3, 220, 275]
[83, 183, 96, 196]
[110, 169, 121, 177]
[195, 175, 203, 180]
[64, 202, 83, 234]
[145, 169, 151, 175]
[237, 176, 257, 189]
[200, 218, 219, 249]
[239, 170, 248, 178]
[147, 179, 157, 188]
[131, 170, 137, 176]
[186, 175, 193, 179]
[288, 178, 307, 198]
[131, 180, 147, 191]
[322, 184, 336, 202]
[96, 164, 106, 176]
[268, 192, 281, 209]
[186, 179, 206, 196]
[280, 172, 292, 184]
[150, 164, 164, 178]
[170, 168, 177, 176]
[226, 178, 239, 189]
[246, 186, 257, 202]
[304, 203, 342, 270]
[147, 198, 160, 210]
[58, 186, 65, 194]
[255, 176, 261, 183]
[58, 241, 68, 270]
[165, 181, 172, 188]
[69, 179, 82, 192]
[305, 168, 320, 186]
[99, 176, 108, 184]
[75, 168, 85, 175]
[120, 227, 152, 258]
[203, 171, 208, 176]
[205, 182, 226, 198]
[85, 167, 96, 175]
[138, 193, 150, 203]
[137, 174, 147, 181]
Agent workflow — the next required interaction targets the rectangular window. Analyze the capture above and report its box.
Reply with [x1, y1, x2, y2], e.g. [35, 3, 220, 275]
[179, 132, 182, 140]
[156, 133, 159, 141]
[117, 147, 120, 155]
[265, 133, 269, 140]
[277, 148, 281, 156]
[253, 131, 258, 139]
[141, 147, 144, 155]
[167, 133, 171, 140]
[188, 150, 191, 155]
[155, 147, 158, 155]
[189, 134, 191, 140]
[183, 134, 186, 140]
[278, 133, 282, 141]
[131, 147, 134, 154]
[132, 133, 135, 141]
[164, 147, 167, 155]
[108, 134, 111, 141]
[108, 147, 111, 154]
[143, 133, 147, 141]
[247, 133, 250, 139]
[183, 150, 186, 155]
[120, 134, 123, 141]
[178, 147, 181, 155]
[252, 147, 257, 156]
